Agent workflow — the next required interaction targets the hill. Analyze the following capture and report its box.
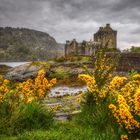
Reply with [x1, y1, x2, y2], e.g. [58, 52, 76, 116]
[0, 27, 64, 61]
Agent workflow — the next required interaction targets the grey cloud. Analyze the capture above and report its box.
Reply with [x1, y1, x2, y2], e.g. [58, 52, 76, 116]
[0, 0, 140, 50]
[130, 27, 140, 34]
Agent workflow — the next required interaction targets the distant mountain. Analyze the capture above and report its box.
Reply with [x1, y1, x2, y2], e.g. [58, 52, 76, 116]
[0, 27, 64, 61]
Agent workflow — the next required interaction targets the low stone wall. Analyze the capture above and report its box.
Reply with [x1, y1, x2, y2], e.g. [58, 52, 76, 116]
[106, 52, 140, 72]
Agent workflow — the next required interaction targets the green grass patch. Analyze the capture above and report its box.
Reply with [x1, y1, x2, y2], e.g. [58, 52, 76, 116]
[1, 120, 117, 140]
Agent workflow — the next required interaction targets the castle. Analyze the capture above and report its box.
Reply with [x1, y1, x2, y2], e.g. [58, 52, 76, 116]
[65, 24, 117, 56]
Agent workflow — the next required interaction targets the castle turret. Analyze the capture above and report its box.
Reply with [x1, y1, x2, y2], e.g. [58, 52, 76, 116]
[94, 23, 117, 49]
[106, 23, 110, 28]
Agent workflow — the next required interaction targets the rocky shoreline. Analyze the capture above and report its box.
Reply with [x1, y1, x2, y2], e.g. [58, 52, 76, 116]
[1, 60, 130, 82]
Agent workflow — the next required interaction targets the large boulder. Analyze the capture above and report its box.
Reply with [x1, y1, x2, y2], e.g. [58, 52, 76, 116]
[5, 63, 44, 81]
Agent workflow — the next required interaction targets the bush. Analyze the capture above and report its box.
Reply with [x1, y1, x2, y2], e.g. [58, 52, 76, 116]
[0, 102, 54, 135]
[15, 102, 53, 132]
[78, 49, 140, 139]
[0, 69, 56, 135]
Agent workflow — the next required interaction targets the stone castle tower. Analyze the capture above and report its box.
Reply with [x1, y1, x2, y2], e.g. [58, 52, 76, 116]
[94, 24, 117, 49]
[65, 24, 117, 57]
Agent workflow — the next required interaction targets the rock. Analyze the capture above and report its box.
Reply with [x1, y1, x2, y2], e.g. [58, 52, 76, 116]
[5, 63, 44, 81]
[55, 112, 69, 121]
[0, 64, 12, 75]
[48, 86, 87, 97]
[55, 111, 81, 121]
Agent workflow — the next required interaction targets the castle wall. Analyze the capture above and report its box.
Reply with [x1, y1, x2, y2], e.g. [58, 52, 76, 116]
[65, 39, 78, 56]
[105, 52, 140, 72]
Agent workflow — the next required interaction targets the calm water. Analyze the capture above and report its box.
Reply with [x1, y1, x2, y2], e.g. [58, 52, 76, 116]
[0, 62, 30, 67]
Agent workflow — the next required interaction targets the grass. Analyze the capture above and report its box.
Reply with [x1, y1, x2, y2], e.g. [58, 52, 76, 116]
[17, 122, 94, 140]
[0, 119, 116, 140]
[0, 121, 95, 140]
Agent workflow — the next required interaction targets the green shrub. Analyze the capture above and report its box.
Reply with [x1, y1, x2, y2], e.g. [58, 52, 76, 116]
[16, 102, 54, 131]
[0, 101, 54, 135]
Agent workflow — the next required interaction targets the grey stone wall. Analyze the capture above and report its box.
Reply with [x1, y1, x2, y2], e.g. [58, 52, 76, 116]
[105, 52, 140, 72]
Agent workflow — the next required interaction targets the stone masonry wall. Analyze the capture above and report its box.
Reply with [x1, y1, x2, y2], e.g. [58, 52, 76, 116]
[105, 52, 140, 72]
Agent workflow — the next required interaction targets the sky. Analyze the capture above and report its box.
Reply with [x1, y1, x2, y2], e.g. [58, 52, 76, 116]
[0, 0, 140, 50]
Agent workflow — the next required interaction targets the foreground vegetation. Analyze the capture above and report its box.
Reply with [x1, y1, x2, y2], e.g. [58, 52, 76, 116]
[0, 121, 99, 140]
[1, 49, 140, 140]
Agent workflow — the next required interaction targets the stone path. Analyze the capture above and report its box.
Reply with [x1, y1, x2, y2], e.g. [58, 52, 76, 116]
[43, 86, 87, 121]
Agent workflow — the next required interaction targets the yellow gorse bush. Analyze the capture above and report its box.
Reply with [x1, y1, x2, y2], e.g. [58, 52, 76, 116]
[0, 75, 10, 102]
[109, 95, 139, 132]
[78, 49, 140, 139]
[0, 69, 56, 104]
[16, 69, 56, 103]
[134, 88, 140, 117]
[108, 76, 127, 91]
[109, 74, 140, 139]
[79, 68, 140, 139]
[78, 74, 98, 93]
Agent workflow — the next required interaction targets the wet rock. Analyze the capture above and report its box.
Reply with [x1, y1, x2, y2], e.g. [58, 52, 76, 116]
[48, 86, 87, 97]
[5, 63, 43, 81]
[0, 64, 12, 75]
[55, 112, 69, 121]
[55, 111, 81, 121]
[44, 102, 62, 107]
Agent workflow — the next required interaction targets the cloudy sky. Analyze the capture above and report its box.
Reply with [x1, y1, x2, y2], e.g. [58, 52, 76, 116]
[0, 0, 140, 50]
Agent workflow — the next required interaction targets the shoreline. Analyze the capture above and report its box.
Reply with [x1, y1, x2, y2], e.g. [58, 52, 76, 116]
[0, 62, 30, 67]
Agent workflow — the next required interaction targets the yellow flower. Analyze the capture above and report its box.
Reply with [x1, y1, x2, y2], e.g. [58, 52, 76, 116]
[109, 76, 127, 91]
[121, 135, 129, 140]
[0, 78, 10, 102]
[132, 74, 140, 80]
[78, 74, 98, 93]
[134, 88, 140, 116]
[109, 104, 116, 110]
[50, 78, 57, 85]
[98, 91, 105, 98]
[109, 95, 139, 132]
[26, 97, 34, 103]
[15, 69, 56, 103]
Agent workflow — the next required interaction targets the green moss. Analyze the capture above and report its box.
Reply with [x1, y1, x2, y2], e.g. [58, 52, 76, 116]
[49, 71, 70, 80]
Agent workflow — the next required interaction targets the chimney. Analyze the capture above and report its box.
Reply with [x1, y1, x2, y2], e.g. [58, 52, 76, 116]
[73, 38, 76, 42]
[106, 23, 110, 28]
